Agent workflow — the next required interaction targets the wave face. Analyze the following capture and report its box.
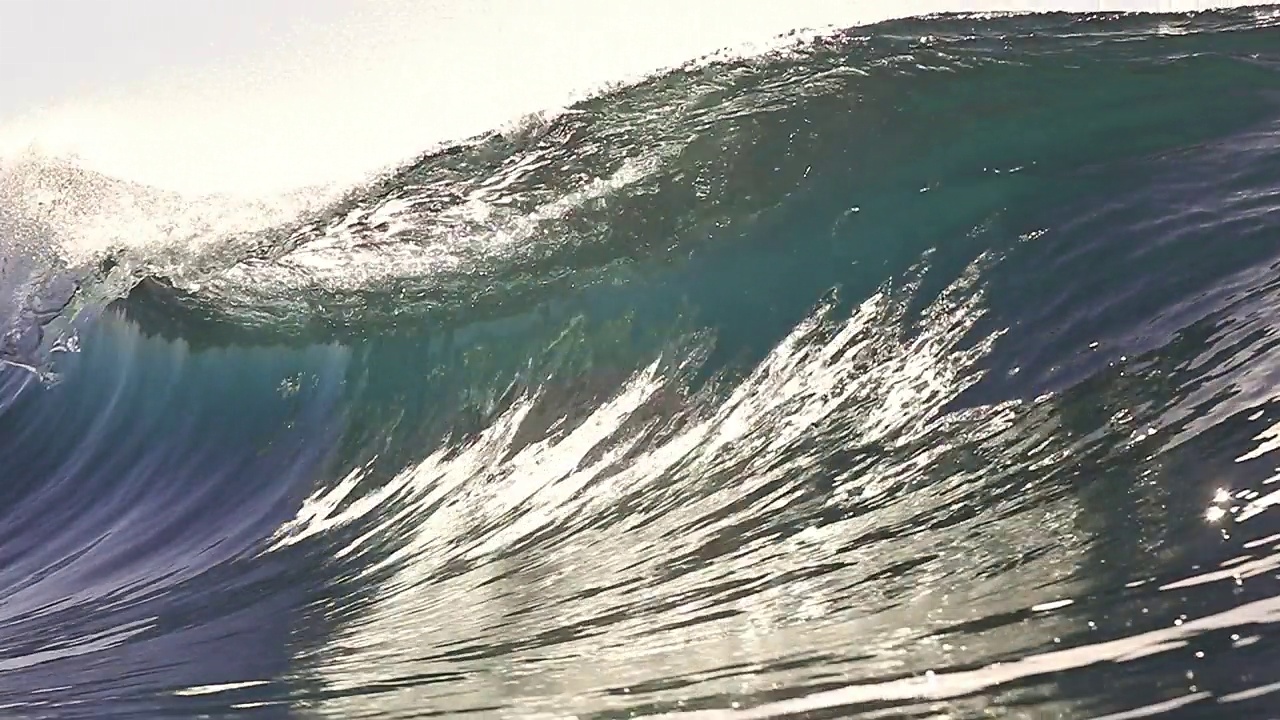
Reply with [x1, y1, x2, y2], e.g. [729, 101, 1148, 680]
[5, 8, 1280, 719]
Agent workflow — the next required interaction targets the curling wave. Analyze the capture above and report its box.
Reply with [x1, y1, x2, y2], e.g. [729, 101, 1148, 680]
[3, 8, 1280, 719]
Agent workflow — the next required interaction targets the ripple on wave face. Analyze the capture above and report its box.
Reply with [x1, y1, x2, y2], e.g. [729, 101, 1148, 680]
[269, 257, 1101, 717]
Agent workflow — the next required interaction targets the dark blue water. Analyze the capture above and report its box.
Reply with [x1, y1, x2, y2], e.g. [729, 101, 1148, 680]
[4, 9, 1280, 719]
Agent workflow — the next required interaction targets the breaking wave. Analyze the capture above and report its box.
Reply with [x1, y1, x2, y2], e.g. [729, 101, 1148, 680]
[4, 7, 1280, 719]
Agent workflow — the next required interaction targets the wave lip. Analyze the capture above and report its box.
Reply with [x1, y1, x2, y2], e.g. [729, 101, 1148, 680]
[9, 6, 1276, 355]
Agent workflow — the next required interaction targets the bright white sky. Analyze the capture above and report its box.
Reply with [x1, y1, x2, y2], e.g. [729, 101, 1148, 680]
[0, 0, 1267, 196]
[0, 0, 359, 119]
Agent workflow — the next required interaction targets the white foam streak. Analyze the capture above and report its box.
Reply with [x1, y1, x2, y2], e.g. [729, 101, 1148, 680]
[264, 256, 1097, 717]
[271, 259, 1000, 566]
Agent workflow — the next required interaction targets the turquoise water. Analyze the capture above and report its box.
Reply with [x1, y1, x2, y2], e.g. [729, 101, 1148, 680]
[4, 9, 1280, 718]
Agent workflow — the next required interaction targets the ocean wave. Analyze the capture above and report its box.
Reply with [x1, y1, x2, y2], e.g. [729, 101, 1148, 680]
[3, 7, 1280, 719]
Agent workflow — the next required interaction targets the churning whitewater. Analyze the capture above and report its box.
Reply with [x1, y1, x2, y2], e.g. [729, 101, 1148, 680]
[4, 7, 1280, 719]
